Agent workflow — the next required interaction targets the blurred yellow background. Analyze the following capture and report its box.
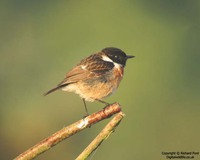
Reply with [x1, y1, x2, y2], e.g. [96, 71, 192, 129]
[1, 1, 200, 160]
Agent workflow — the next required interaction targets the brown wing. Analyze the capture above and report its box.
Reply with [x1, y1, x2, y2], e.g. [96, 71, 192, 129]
[44, 52, 114, 96]
[59, 53, 114, 85]
[43, 65, 89, 96]
[59, 65, 93, 85]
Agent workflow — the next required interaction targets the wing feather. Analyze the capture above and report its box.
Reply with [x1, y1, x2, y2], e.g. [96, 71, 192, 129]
[59, 53, 114, 85]
[44, 52, 114, 95]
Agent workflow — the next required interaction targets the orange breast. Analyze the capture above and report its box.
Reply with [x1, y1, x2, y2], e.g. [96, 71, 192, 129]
[114, 66, 124, 78]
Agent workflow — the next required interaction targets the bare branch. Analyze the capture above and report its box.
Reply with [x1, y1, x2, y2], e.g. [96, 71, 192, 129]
[14, 103, 121, 160]
[76, 111, 125, 160]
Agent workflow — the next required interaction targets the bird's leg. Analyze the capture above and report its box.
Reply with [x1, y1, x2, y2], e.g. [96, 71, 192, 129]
[82, 98, 89, 116]
[95, 99, 111, 114]
[95, 99, 111, 107]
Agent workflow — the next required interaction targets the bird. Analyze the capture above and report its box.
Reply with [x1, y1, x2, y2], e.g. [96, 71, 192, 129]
[44, 47, 134, 114]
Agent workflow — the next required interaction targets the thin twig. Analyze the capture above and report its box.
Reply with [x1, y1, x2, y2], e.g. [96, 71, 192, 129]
[14, 103, 121, 160]
[76, 111, 125, 160]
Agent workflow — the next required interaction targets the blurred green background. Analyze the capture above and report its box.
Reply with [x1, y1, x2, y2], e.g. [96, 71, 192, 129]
[1, 0, 200, 159]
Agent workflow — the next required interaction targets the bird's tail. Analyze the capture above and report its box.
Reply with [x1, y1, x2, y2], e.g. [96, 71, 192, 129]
[43, 84, 68, 96]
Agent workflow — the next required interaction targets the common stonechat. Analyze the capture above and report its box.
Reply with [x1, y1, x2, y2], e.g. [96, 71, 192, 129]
[44, 47, 134, 114]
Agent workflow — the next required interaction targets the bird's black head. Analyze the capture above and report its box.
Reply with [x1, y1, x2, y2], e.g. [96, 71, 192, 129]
[102, 47, 134, 66]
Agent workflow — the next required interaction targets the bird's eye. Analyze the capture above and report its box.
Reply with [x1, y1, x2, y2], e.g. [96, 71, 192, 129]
[114, 55, 119, 59]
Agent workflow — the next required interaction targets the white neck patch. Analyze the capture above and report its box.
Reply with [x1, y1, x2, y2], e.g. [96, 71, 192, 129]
[101, 55, 122, 69]
[101, 55, 113, 62]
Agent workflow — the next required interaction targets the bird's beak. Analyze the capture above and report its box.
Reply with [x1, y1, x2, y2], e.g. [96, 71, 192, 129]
[126, 55, 135, 59]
